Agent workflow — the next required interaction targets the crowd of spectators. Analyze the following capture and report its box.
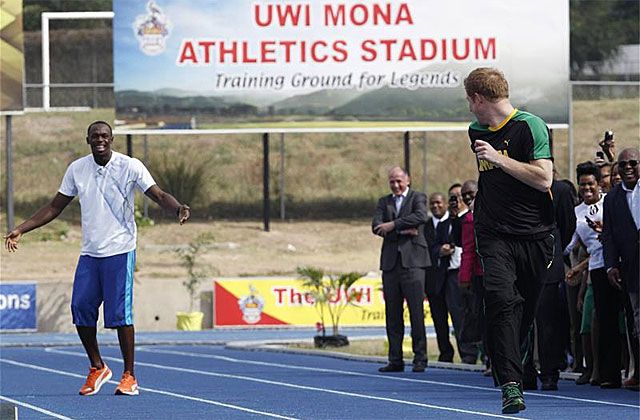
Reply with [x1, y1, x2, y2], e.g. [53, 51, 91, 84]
[423, 132, 639, 392]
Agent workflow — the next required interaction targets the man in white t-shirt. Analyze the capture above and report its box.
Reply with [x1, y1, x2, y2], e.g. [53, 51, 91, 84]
[4, 121, 190, 396]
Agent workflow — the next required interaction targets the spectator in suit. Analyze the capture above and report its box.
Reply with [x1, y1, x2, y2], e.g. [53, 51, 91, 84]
[372, 167, 430, 373]
[431, 183, 475, 363]
[424, 192, 453, 361]
[458, 180, 484, 365]
[602, 147, 640, 390]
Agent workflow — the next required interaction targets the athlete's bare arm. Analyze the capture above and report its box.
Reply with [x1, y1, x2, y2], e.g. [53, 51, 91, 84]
[144, 185, 190, 225]
[4, 192, 73, 252]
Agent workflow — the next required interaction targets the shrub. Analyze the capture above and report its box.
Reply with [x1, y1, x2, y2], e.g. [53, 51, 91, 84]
[151, 149, 210, 208]
[174, 233, 215, 312]
[297, 266, 365, 336]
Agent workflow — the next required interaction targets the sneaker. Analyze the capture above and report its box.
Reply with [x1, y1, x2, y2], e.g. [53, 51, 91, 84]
[114, 371, 139, 396]
[501, 382, 526, 414]
[79, 364, 112, 396]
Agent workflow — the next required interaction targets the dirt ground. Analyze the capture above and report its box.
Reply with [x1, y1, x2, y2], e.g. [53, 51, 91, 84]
[1, 220, 382, 283]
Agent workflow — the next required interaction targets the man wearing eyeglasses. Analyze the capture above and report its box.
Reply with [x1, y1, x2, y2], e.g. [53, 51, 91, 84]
[602, 147, 640, 390]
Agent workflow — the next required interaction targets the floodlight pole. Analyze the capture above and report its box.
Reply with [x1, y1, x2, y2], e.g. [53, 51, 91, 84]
[5, 115, 14, 231]
[263, 133, 270, 232]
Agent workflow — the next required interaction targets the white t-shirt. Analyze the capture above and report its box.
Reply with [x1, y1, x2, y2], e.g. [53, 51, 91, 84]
[59, 152, 156, 257]
[573, 194, 606, 270]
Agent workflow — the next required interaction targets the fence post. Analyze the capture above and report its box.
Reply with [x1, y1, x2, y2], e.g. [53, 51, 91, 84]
[568, 83, 574, 182]
[5, 115, 14, 231]
[143, 135, 149, 218]
[404, 131, 411, 175]
[422, 132, 428, 194]
[126, 134, 133, 157]
[279, 133, 285, 220]
[263, 133, 270, 232]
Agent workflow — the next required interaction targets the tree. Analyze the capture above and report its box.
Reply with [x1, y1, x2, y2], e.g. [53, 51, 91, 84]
[570, 0, 640, 79]
[24, 0, 113, 31]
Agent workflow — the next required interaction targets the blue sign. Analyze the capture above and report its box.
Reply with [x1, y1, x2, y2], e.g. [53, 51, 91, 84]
[0, 283, 36, 331]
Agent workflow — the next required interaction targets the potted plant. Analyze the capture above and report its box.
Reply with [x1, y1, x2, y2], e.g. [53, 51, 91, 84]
[297, 266, 365, 348]
[174, 233, 214, 330]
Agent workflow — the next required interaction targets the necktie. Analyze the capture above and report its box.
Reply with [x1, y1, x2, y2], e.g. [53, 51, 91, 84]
[395, 195, 403, 214]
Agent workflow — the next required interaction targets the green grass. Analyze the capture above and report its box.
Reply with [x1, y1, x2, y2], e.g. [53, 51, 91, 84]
[288, 337, 463, 363]
[1, 98, 638, 222]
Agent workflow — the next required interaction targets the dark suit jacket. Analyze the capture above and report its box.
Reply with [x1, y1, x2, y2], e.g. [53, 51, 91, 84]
[372, 189, 430, 271]
[424, 216, 446, 296]
[546, 180, 577, 283]
[602, 183, 640, 292]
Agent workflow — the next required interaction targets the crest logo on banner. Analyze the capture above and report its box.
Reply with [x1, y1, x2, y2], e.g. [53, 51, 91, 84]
[237, 285, 265, 324]
[133, 0, 171, 56]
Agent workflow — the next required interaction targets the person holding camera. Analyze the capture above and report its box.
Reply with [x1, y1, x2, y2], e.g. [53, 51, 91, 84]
[599, 130, 617, 163]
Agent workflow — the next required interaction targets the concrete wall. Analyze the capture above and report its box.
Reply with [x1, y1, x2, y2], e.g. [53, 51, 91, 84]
[31, 279, 214, 333]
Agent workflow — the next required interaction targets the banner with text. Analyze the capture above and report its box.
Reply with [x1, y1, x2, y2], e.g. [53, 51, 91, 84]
[0, 0, 24, 113]
[114, 0, 569, 129]
[214, 278, 434, 327]
[0, 283, 36, 331]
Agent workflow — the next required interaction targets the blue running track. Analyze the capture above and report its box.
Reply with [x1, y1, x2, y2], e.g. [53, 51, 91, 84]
[1, 329, 638, 419]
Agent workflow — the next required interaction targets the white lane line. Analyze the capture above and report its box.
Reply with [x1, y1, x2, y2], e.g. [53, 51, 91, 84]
[0, 359, 298, 420]
[46, 347, 527, 419]
[137, 346, 640, 410]
[0, 395, 74, 419]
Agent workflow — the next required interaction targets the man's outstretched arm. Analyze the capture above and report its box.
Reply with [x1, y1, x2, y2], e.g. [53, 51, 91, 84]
[4, 192, 73, 252]
[144, 185, 191, 224]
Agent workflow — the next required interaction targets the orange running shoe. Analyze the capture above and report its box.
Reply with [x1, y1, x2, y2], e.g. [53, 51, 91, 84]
[114, 371, 139, 396]
[79, 364, 112, 396]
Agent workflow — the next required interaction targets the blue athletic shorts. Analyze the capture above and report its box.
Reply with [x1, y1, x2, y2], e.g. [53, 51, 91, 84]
[71, 250, 135, 328]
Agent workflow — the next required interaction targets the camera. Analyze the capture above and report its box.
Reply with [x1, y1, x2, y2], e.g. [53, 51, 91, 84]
[603, 130, 614, 142]
[596, 151, 605, 160]
[448, 195, 458, 207]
